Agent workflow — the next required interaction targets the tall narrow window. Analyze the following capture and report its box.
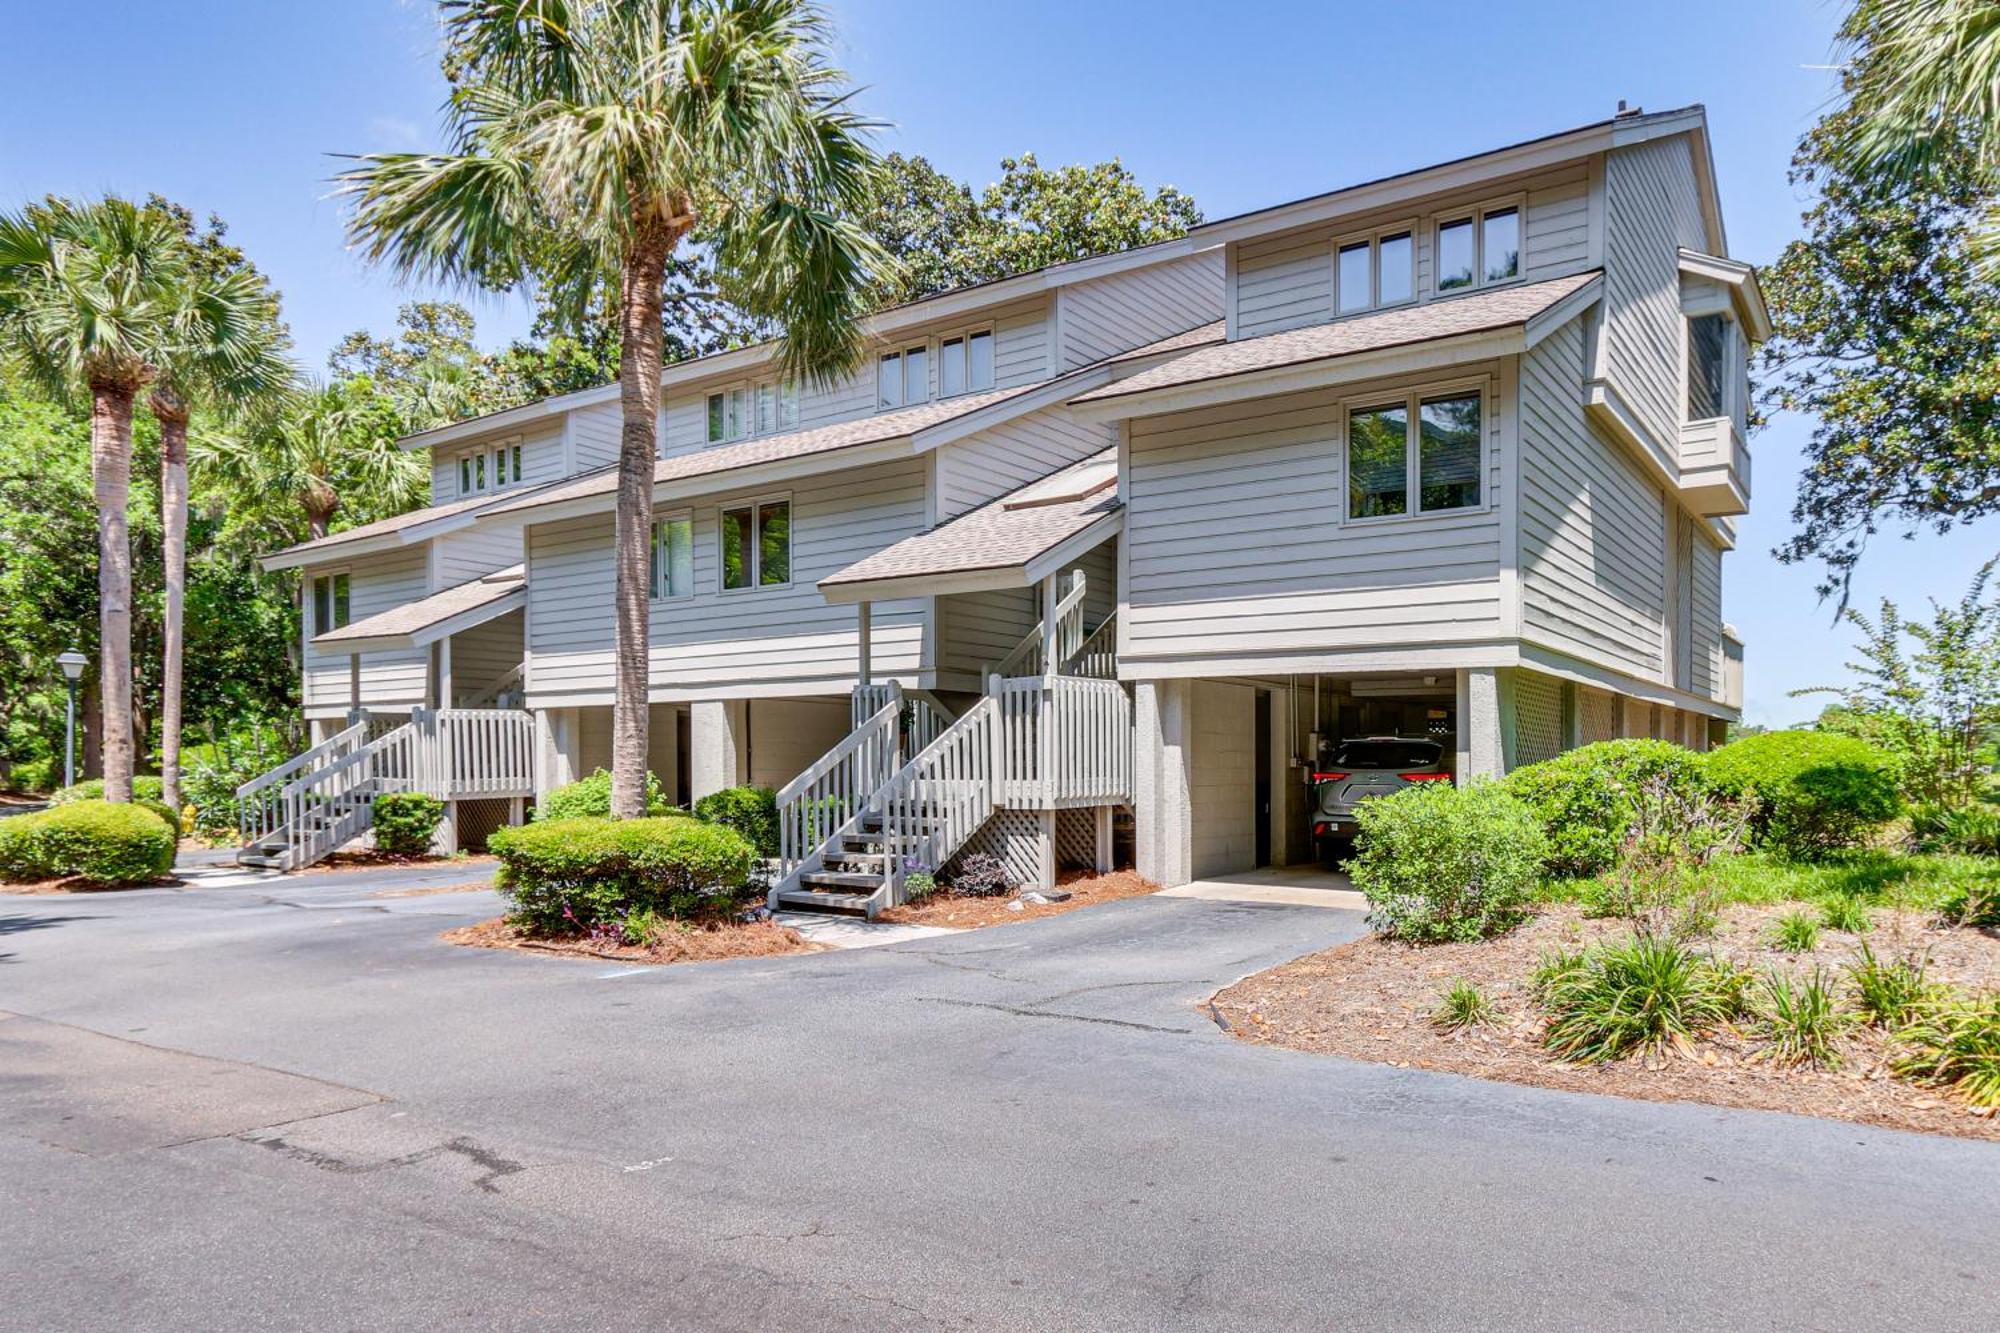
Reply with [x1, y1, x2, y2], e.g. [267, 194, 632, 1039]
[903, 343, 929, 404]
[1686, 313, 1729, 420]
[1481, 208, 1520, 283]
[1418, 394, 1482, 511]
[1337, 241, 1372, 314]
[474, 453, 486, 490]
[313, 574, 350, 632]
[1347, 404, 1409, 518]
[755, 382, 776, 435]
[1437, 219, 1475, 291]
[1377, 231, 1413, 304]
[721, 506, 754, 589]
[459, 457, 473, 494]
[707, 391, 728, 442]
[511, 443, 522, 482]
[878, 351, 903, 410]
[650, 515, 693, 599]
[968, 330, 994, 390]
[778, 383, 799, 428]
[940, 336, 967, 396]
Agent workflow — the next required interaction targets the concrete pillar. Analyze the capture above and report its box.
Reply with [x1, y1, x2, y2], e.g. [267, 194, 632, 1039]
[534, 706, 581, 798]
[1458, 667, 1502, 781]
[690, 699, 748, 801]
[1033, 810, 1057, 890]
[1093, 805, 1113, 875]
[856, 602, 872, 687]
[1134, 678, 1192, 887]
[648, 704, 680, 806]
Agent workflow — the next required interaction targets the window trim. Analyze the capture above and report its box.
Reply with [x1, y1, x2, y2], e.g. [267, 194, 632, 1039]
[716, 491, 794, 594]
[1338, 376, 1492, 527]
[456, 436, 523, 496]
[707, 378, 798, 444]
[648, 508, 695, 603]
[310, 570, 352, 634]
[1432, 194, 1526, 295]
[1680, 302, 1741, 426]
[936, 323, 997, 397]
[1330, 219, 1419, 316]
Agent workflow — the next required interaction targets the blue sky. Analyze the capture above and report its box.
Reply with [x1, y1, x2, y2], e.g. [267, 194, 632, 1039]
[2, 0, 1995, 724]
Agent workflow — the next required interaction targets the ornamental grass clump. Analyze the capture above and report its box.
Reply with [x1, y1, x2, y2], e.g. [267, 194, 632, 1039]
[1768, 910, 1822, 953]
[1845, 942, 1935, 1029]
[1752, 967, 1851, 1069]
[1430, 979, 1498, 1033]
[1818, 893, 1874, 934]
[1537, 935, 1750, 1064]
[1350, 781, 1546, 944]
[1890, 990, 2000, 1109]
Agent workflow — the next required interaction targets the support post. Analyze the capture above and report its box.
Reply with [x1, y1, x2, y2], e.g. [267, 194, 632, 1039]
[1459, 667, 1502, 781]
[1040, 572, 1059, 678]
[1093, 804, 1113, 875]
[690, 699, 748, 801]
[347, 656, 362, 725]
[856, 601, 872, 688]
[1133, 679, 1192, 887]
[436, 636, 453, 710]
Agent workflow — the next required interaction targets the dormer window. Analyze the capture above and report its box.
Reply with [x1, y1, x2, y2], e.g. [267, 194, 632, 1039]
[1436, 203, 1520, 293]
[1335, 225, 1416, 315]
[878, 343, 929, 410]
[938, 329, 994, 396]
[707, 379, 796, 444]
[1686, 312, 1733, 421]
[458, 440, 522, 496]
[879, 327, 994, 410]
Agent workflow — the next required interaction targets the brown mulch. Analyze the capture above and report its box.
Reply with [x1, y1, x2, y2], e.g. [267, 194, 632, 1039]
[0, 876, 172, 895]
[1212, 903, 2000, 1142]
[367, 882, 495, 899]
[443, 915, 824, 966]
[877, 868, 1159, 929]
[312, 851, 498, 874]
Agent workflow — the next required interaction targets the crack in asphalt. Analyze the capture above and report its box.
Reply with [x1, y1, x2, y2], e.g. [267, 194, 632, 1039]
[243, 1132, 527, 1193]
[719, 1219, 836, 1244]
[915, 996, 1191, 1034]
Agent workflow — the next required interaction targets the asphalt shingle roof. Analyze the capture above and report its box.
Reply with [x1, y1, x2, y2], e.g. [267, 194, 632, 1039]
[312, 565, 525, 648]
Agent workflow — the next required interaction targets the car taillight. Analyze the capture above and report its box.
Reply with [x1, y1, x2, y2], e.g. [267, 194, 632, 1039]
[1311, 772, 1349, 782]
[1313, 821, 1328, 835]
[1400, 772, 1453, 782]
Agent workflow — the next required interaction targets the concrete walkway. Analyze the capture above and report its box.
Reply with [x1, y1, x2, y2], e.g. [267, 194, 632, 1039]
[1156, 863, 1367, 910]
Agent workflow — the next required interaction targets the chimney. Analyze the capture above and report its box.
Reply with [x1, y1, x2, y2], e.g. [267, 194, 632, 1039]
[1614, 99, 1642, 119]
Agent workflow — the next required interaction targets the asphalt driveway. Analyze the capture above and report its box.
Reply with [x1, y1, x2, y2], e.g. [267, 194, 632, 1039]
[1, 867, 1995, 1331]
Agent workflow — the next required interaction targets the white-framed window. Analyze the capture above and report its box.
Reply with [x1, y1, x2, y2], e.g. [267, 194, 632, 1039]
[1435, 200, 1522, 294]
[1684, 311, 1737, 423]
[1344, 386, 1485, 521]
[878, 342, 933, 410]
[937, 328, 996, 396]
[708, 379, 796, 444]
[311, 572, 351, 633]
[719, 496, 791, 591]
[1334, 223, 1417, 315]
[649, 511, 694, 600]
[706, 385, 748, 443]
[458, 439, 523, 495]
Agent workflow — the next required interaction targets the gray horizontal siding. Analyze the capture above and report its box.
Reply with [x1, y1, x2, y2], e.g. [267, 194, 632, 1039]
[450, 608, 522, 704]
[1123, 377, 1504, 664]
[303, 549, 430, 713]
[1518, 320, 1667, 678]
[934, 404, 1113, 520]
[433, 521, 522, 588]
[1059, 251, 1223, 369]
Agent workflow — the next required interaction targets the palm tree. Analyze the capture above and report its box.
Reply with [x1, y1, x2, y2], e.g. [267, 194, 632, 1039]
[149, 262, 292, 813]
[0, 196, 192, 802]
[1840, 0, 2000, 270]
[194, 382, 427, 545]
[338, 0, 887, 817]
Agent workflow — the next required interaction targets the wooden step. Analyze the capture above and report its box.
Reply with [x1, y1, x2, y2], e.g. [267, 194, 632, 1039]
[775, 886, 877, 916]
[798, 869, 886, 891]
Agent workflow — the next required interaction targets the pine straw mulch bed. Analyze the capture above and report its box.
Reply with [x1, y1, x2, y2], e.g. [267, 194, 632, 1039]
[1212, 903, 2000, 1142]
[877, 869, 1158, 929]
[443, 914, 824, 966]
[307, 851, 499, 875]
[0, 875, 172, 895]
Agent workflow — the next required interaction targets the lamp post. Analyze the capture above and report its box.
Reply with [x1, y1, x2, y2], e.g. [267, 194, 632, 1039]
[56, 650, 86, 790]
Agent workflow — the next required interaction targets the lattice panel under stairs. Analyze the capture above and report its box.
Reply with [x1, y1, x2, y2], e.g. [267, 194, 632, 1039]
[1055, 807, 1099, 872]
[1508, 672, 1566, 769]
[453, 797, 517, 853]
[1580, 689, 1620, 746]
[948, 808, 1048, 892]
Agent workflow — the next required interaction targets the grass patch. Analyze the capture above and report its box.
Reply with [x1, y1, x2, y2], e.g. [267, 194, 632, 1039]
[1546, 851, 1997, 916]
[1768, 910, 1822, 953]
[1818, 894, 1875, 934]
[1753, 968, 1850, 1068]
[1537, 935, 1750, 1063]
[1430, 979, 1498, 1033]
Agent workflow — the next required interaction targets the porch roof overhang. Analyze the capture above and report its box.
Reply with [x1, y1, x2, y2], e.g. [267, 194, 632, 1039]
[310, 565, 525, 656]
[820, 451, 1123, 603]
[1066, 271, 1603, 423]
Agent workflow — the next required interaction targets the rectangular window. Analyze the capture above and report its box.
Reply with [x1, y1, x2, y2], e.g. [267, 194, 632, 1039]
[1481, 208, 1520, 283]
[334, 573, 349, 627]
[1377, 231, 1413, 305]
[1418, 394, 1482, 511]
[755, 383, 776, 435]
[459, 457, 472, 495]
[650, 515, 693, 599]
[1337, 242, 1372, 314]
[707, 391, 727, 442]
[1437, 219, 1475, 291]
[720, 499, 790, 590]
[778, 382, 799, 428]
[968, 330, 994, 389]
[1335, 228, 1415, 315]
[312, 574, 350, 632]
[940, 336, 967, 396]
[903, 343, 929, 404]
[1347, 404, 1410, 518]
[1347, 390, 1484, 520]
[707, 387, 751, 443]
[878, 352, 903, 410]
[1687, 313, 1729, 420]
[473, 453, 486, 490]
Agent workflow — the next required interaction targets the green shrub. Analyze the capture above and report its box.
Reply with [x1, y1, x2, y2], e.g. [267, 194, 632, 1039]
[9, 755, 57, 794]
[135, 798, 183, 838]
[1753, 968, 1851, 1068]
[1768, 910, 1821, 953]
[183, 762, 250, 840]
[1502, 740, 1716, 877]
[1846, 943, 1935, 1029]
[531, 768, 673, 822]
[1431, 979, 1498, 1032]
[1910, 801, 2000, 856]
[1890, 990, 2000, 1109]
[1704, 731, 1902, 861]
[490, 815, 756, 934]
[372, 791, 446, 856]
[1537, 935, 1750, 1062]
[691, 785, 779, 859]
[1938, 880, 2000, 927]
[0, 800, 177, 885]
[51, 776, 166, 805]
[1351, 781, 1546, 943]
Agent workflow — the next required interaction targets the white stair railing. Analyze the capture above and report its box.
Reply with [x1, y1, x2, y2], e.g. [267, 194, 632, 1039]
[1067, 610, 1118, 680]
[237, 716, 372, 849]
[459, 662, 525, 710]
[993, 570, 1089, 678]
[875, 697, 999, 901]
[776, 699, 901, 887]
[991, 675, 1132, 807]
[437, 708, 536, 796]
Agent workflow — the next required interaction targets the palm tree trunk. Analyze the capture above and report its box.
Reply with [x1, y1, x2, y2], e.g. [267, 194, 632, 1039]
[154, 389, 189, 814]
[91, 380, 137, 803]
[609, 219, 675, 819]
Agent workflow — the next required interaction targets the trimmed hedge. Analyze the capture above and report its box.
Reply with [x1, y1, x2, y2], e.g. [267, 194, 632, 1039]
[531, 768, 675, 821]
[373, 791, 446, 856]
[691, 785, 779, 859]
[1350, 781, 1546, 943]
[1705, 731, 1902, 861]
[136, 797, 183, 838]
[489, 815, 756, 933]
[1502, 739, 1715, 877]
[0, 800, 176, 885]
[53, 776, 166, 805]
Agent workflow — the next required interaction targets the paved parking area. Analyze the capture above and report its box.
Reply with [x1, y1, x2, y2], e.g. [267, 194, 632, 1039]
[1, 867, 1995, 1330]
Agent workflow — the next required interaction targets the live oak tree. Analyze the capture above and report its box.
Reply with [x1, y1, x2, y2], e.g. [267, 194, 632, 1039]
[339, 0, 887, 818]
